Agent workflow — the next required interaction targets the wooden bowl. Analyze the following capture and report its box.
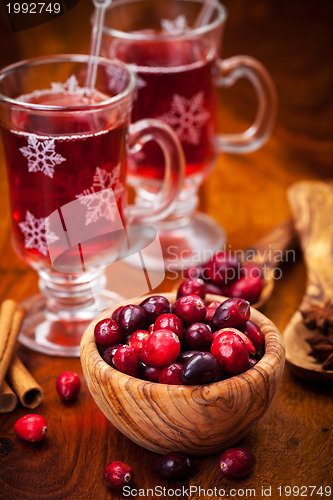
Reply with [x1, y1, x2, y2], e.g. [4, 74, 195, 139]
[80, 293, 285, 455]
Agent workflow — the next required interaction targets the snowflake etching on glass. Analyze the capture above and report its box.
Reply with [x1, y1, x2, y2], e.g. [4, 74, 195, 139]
[158, 91, 210, 145]
[161, 14, 188, 34]
[51, 75, 80, 94]
[19, 136, 66, 179]
[76, 165, 124, 226]
[19, 210, 59, 257]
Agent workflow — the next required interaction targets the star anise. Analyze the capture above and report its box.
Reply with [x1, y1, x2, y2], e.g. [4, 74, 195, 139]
[300, 301, 333, 335]
[306, 335, 333, 371]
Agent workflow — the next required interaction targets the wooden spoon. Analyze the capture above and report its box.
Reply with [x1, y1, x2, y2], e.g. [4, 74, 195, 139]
[172, 218, 297, 309]
[246, 218, 297, 308]
[284, 181, 333, 383]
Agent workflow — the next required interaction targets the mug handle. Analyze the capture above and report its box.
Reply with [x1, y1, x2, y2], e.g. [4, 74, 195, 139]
[126, 119, 185, 224]
[216, 55, 277, 153]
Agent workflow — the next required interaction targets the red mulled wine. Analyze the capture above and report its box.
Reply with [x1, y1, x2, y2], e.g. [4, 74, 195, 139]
[1, 90, 128, 271]
[109, 37, 217, 180]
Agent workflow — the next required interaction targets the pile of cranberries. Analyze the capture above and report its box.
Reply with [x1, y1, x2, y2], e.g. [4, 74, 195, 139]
[184, 250, 264, 305]
[94, 285, 264, 385]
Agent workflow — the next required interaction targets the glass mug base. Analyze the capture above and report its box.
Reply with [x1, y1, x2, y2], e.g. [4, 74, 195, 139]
[126, 211, 225, 272]
[18, 290, 124, 357]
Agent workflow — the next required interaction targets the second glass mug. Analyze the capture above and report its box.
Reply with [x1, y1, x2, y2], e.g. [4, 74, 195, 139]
[0, 54, 184, 356]
[101, 0, 277, 270]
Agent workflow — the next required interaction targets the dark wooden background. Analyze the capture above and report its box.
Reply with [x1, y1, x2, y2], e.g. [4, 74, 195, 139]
[0, 0, 333, 498]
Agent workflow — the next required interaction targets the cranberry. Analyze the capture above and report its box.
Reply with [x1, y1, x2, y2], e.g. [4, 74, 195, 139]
[184, 264, 204, 280]
[242, 320, 264, 351]
[102, 343, 123, 368]
[148, 324, 155, 334]
[172, 295, 206, 325]
[141, 363, 163, 382]
[211, 298, 250, 331]
[130, 330, 150, 351]
[140, 295, 171, 323]
[183, 322, 213, 350]
[56, 371, 81, 401]
[114, 345, 141, 377]
[176, 350, 202, 365]
[204, 282, 228, 296]
[205, 301, 222, 323]
[153, 313, 184, 340]
[118, 305, 147, 334]
[14, 414, 47, 442]
[211, 330, 249, 374]
[177, 278, 206, 300]
[154, 452, 191, 480]
[112, 306, 124, 324]
[103, 460, 133, 490]
[228, 275, 263, 304]
[181, 352, 219, 385]
[125, 334, 132, 345]
[241, 263, 262, 279]
[249, 357, 258, 368]
[159, 363, 183, 384]
[205, 252, 241, 285]
[140, 329, 180, 367]
[219, 447, 256, 479]
[214, 328, 256, 357]
[94, 318, 123, 347]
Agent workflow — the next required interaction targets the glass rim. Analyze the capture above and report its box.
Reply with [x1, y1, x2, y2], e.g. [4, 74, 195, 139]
[102, 0, 227, 40]
[0, 53, 136, 112]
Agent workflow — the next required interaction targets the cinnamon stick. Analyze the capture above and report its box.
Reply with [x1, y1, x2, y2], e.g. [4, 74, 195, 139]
[6, 355, 44, 409]
[0, 380, 18, 413]
[0, 300, 25, 388]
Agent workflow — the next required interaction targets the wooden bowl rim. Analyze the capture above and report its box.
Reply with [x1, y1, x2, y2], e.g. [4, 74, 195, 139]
[80, 293, 285, 399]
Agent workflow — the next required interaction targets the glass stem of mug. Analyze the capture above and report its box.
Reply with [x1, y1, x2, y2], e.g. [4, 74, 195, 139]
[38, 268, 106, 318]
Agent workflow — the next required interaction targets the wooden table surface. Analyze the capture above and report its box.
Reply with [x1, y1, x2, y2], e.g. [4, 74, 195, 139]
[0, 0, 333, 498]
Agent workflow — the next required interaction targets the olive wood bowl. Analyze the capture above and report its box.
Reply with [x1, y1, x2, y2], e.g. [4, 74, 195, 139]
[80, 293, 285, 455]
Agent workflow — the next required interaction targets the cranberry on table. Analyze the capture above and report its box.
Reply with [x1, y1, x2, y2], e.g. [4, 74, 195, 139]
[118, 305, 147, 334]
[154, 451, 191, 480]
[56, 371, 81, 401]
[141, 363, 163, 382]
[205, 300, 222, 323]
[14, 414, 47, 442]
[94, 318, 123, 347]
[172, 294, 206, 325]
[177, 278, 206, 300]
[219, 447, 256, 479]
[211, 330, 249, 374]
[114, 345, 141, 377]
[181, 352, 219, 385]
[153, 313, 184, 340]
[140, 329, 180, 367]
[211, 298, 250, 331]
[159, 363, 183, 385]
[139, 295, 171, 323]
[204, 252, 241, 285]
[242, 320, 265, 351]
[102, 343, 123, 368]
[183, 322, 213, 350]
[130, 330, 150, 351]
[103, 460, 133, 490]
[228, 275, 263, 304]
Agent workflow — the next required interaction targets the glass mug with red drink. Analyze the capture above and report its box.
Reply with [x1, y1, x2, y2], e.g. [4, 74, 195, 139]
[101, 0, 277, 269]
[0, 54, 184, 356]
